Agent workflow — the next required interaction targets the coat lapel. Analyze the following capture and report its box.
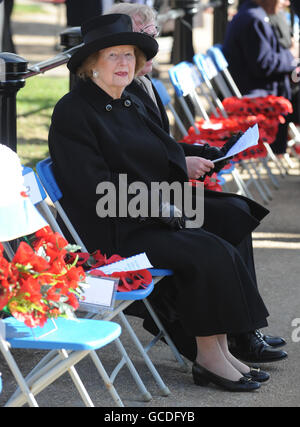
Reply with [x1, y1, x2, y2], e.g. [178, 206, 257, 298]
[73, 78, 188, 181]
[127, 79, 169, 131]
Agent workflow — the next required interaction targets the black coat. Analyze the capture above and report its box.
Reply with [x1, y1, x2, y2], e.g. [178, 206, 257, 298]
[291, 0, 300, 17]
[128, 78, 269, 247]
[49, 78, 269, 338]
[223, 0, 295, 99]
[126, 77, 270, 358]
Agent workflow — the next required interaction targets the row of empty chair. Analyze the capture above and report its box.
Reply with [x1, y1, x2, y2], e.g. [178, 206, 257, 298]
[152, 45, 300, 205]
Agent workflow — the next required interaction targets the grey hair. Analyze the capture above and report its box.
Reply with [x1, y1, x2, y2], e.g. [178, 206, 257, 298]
[104, 2, 157, 26]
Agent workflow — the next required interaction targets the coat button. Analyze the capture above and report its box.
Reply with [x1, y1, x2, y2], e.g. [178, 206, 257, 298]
[105, 104, 112, 111]
[124, 99, 131, 107]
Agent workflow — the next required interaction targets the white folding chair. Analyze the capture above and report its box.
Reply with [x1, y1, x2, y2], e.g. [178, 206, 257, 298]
[14, 166, 159, 402]
[168, 61, 253, 199]
[206, 45, 300, 175]
[36, 158, 188, 390]
[22, 166, 64, 235]
[193, 52, 279, 203]
[206, 45, 242, 99]
[0, 316, 128, 407]
[151, 77, 188, 138]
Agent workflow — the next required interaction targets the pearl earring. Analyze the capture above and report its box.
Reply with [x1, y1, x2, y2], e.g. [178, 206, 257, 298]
[92, 70, 99, 79]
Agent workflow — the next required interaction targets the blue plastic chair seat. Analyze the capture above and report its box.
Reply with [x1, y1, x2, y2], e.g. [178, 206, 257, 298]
[4, 317, 121, 351]
[218, 163, 235, 175]
[206, 46, 229, 72]
[114, 280, 154, 301]
[36, 158, 62, 203]
[151, 78, 171, 106]
[22, 166, 48, 202]
[149, 268, 173, 277]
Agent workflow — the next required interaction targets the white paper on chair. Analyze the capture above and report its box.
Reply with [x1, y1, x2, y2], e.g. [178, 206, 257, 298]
[213, 124, 259, 163]
[80, 276, 118, 311]
[23, 171, 42, 205]
[99, 252, 153, 275]
[0, 319, 6, 340]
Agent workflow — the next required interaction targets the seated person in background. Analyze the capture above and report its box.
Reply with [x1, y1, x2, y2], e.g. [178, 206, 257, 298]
[106, 2, 288, 364]
[49, 14, 271, 391]
[269, 0, 300, 125]
[223, 0, 297, 154]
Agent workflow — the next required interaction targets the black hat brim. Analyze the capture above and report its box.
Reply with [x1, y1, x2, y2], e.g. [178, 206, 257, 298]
[67, 32, 158, 73]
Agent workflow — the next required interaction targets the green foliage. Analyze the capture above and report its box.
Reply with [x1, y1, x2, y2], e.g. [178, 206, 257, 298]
[16, 75, 69, 168]
[13, 3, 48, 15]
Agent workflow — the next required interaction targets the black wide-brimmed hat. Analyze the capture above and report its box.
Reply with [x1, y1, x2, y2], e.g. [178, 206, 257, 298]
[67, 14, 159, 73]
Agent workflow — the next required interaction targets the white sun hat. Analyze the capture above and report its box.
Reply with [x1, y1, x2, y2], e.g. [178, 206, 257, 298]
[0, 144, 48, 242]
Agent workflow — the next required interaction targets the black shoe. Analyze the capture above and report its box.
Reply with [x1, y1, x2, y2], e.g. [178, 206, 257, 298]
[256, 330, 286, 348]
[230, 331, 288, 364]
[243, 366, 270, 383]
[192, 362, 261, 392]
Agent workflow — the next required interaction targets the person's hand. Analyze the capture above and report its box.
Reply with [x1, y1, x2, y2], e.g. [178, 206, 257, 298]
[221, 131, 243, 155]
[186, 156, 215, 179]
[137, 194, 185, 230]
[157, 201, 185, 230]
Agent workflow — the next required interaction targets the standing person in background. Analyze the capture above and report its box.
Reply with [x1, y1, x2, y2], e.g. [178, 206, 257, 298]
[223, 0, 297, 154]
[65, 0, 103, 26]
[269, 0, 300, 125]
[2, 0, 15, 52]
[105, 2, 288, 366]
[0, 0, 4, 51]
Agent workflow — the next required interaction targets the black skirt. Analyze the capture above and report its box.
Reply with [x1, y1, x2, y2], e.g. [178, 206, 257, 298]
[118, 218, 269, 338]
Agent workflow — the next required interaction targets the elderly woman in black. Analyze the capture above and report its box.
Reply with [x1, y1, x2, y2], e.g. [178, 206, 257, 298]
[49, 14, 269, 392]
[105, 2, 287, 365]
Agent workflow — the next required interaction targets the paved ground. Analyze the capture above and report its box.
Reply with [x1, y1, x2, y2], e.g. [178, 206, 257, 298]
[1, 0, 300, 409]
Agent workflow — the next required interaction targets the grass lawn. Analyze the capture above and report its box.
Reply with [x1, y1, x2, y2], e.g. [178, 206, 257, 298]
[16, 75, 69, 168]
[13, 3, 48, 15]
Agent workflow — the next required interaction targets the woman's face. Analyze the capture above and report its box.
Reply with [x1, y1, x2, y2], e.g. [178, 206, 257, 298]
[278, 0, 290, 11]
[93, 45, 136, 98]
[262, 0, 289, 14]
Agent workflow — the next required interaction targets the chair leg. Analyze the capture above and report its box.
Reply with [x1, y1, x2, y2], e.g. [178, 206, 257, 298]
[89, 348, 125, 407]
[249, 159, 273, 200]
[118, 312, 171, 396]
[2, 242, 14, 261]
[240, 161, 269, 204]
[231, 167, 253, 199]
[261, 157, 280, 189]
[6, 350, 60, 405]
[0, 340, 39, 407]
[263, 143, 287, 177]
[59, 349, 94, 407]
[39, 200, 64, 234]
[143, 298, 188, 372]
[5, 350, 91, 407]
[112, 338, 152, 401]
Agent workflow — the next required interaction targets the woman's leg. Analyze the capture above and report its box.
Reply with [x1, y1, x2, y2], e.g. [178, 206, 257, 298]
[216, 334, 250, 374]
[195, 335, 243, 381]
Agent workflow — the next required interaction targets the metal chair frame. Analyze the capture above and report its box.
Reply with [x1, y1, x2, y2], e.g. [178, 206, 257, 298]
[207, 45, 300, 175]
[0, 316, 129, 407]
[36, 159, 188, 390]
[168, 61, 255, 199]
[19, 167, 171, 402]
